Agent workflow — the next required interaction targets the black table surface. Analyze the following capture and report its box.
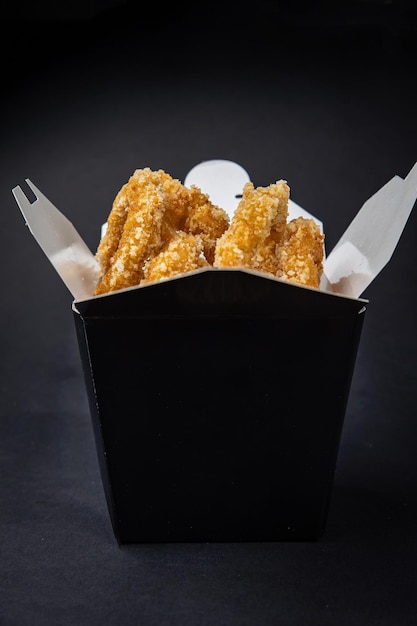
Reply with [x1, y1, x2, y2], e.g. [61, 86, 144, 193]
[1, 2, 417, 624]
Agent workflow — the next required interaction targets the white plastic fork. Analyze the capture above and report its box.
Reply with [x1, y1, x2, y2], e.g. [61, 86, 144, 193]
[13, 179, 100, 301]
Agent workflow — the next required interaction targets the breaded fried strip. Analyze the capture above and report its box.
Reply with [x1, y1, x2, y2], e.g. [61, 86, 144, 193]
[185, 185, 230, 264]
[95, 179, 131, 276]
[152, 169, 191, 233]
[142, 231, 209, 284]
[95, 175, 167, 294]
[252, 194, 291, 276]
[94, 168, 229, 294]
[213, 180, 290, 268]
[93, 167, 324, 295]
[95, 168, 187, 279]
[276, 217, 324, 288]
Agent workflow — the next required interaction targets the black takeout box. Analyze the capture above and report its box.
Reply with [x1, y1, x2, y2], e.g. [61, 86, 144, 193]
[73, 268, 366, 543]
[14, 159, 416, 543]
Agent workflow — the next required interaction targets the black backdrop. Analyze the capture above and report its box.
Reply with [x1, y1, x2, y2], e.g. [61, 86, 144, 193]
[1, 2, 417, 624]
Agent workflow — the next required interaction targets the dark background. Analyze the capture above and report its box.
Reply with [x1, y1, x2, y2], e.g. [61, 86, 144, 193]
[1, 1, 417, 624]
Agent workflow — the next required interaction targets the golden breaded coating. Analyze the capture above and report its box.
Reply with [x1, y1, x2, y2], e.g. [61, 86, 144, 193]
[252, 204, 292, 276]
[213, 180, 289, 268]
[275, 217, 324, 288]
[185, 185, 230, 264]
[154, 170, 192, 233]
[93, 167, 325, 295]
[95, 171, 168, 295]
[94, 168, 229, 295]
[142, 231, 209, 284]
[95, 179, 131, 276]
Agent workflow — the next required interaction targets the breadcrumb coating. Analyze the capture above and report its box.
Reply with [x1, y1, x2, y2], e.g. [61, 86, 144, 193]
[95, 177, 131, 277]
[94, 168, 229, 295]
[95, 171, 167, 294]
[94, 168, 325, 295]
[185, 185, 230, 265]
[213, 180, 289, 269]
[142, 231, 209, 284]
[276, 217, 324, 287]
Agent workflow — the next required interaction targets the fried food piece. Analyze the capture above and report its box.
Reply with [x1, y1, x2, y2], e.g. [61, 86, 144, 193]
[95, 168, 190, 279]
[251, 207, 292, 276]
[213, 180, 290, 269]
[214, 179, 324, 287]
[95, 178, 131, 277]
[94, 168, 229, 295]
[185, 186, 230, 264]
[142, 231, 209, 284]
[94, 166, 324, 295]
[275, 217, 324, 288]
[95, 171, 168, 295]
